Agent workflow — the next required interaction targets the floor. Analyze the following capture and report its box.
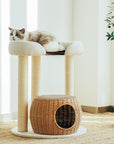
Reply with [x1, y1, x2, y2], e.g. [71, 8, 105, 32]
[0, 112, 114, 144]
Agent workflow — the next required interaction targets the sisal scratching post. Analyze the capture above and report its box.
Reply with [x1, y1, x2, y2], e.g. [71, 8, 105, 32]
[18, 56, 28, 132]
[65, 56, 74, 95]
[31, 56, 41, 101]
[74, 56, 78, 97]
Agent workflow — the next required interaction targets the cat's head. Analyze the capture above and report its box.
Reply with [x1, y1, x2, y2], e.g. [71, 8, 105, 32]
[9, 27, 25, 41]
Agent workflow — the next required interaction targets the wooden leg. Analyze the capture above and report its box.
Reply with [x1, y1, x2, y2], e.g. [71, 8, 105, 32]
[65, 56, 74, 95]
[74, 56, 78, 97]
[31, 56, 41, 101]
[18, 56, 28, 132]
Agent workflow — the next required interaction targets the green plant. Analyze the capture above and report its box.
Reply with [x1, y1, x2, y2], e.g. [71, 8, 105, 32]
[106, 31, 114, 40]
[105, 2, 114, 41]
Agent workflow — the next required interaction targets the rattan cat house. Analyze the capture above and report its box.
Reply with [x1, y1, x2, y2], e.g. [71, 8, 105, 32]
[30, 95, 80, 135]
[9, 41, 86, 138]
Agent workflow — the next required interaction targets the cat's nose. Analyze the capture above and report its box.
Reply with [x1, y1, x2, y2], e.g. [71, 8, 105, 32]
[12, 37, 15, 40]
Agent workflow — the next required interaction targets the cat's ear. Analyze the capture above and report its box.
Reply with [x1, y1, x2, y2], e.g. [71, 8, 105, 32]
[20, 28, 25, 34]
[8, 27, 12, 31]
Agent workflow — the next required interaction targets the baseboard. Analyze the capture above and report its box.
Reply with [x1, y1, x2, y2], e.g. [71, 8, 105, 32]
[82, 105, 114, 114]
[0, 112, 17, 122]
[0, 106, 114, 121]
[81, 105, 98, 114]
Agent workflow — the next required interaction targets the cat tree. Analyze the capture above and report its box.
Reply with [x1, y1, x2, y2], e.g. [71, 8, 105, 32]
[9, 41, 86, 138]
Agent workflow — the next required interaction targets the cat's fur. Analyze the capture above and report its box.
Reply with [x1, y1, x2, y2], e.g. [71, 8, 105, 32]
[9, 28, 65, 52]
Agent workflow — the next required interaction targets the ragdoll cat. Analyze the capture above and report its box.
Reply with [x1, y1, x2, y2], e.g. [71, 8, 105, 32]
[9, 28, 65, 52]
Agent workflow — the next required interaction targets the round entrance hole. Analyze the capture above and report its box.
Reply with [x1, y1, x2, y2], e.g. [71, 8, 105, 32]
[55, 105, 75, 129]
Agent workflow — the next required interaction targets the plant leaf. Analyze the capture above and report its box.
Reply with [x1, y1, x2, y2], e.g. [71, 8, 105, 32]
[111, 37, 114, 40]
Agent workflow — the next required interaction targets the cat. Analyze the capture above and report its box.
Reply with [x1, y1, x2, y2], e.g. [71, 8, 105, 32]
[9, 28, 65, 52]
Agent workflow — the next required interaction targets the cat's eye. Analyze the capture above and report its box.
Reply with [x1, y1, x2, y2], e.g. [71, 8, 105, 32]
[16, 33, 19, 37]
[10, 33, 13, 36]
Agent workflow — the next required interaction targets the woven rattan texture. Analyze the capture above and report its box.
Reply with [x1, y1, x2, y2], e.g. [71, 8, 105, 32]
[30, 95, 81, 135]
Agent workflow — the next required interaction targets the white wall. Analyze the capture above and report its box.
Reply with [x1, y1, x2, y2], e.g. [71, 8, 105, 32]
[110, 0, 114, 105]
[38, 0, 72, 41]
[73, 0, 98, 106]
[111, 41, 114, 105]
[73, 0, 111, 107]
[9, 0, 27, 113]
[0, 0, 113, 115]
[38, 0, 73, 95]
[97, 0, 111, 106]
[0, 0, 1, 114]
[0, 0, 73, 114]
[110, 1, 114, 103]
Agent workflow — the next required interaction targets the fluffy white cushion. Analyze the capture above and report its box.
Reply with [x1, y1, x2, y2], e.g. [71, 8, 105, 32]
[9, 41, 46, 56]
[62, 41, 84, 55]
[9, 41, 84, 56]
